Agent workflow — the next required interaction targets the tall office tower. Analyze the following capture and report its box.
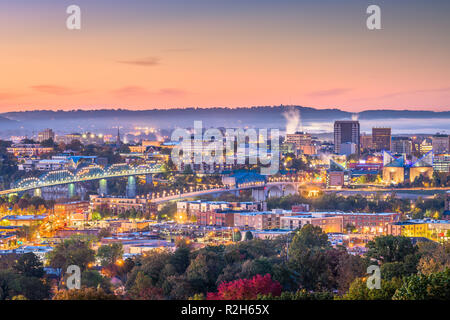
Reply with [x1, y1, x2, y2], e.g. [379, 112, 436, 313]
[372, 127, 391, 151]
[334, 120, 360, 156]
[37, 128, 55, 142]
[391, 137, 412, 155]
[432, 134, 450, 154]
[360, 133, 373, 150]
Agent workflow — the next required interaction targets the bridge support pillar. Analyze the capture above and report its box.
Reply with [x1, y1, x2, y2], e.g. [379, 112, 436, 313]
[34, 188, 42, 198]
[99, 179, 108, 196]
[68, 183, 76, 198]
[8, 193, 18, 201]
[126, 176, 136, 198]
[252, 188, 266, 202]
[146, 174, 153, 185]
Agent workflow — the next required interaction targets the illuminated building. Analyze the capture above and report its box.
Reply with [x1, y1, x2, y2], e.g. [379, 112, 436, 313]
[388, 219, 450, 242]
[419, 139, 433, 155]
[433, 154, 450, 173]
[281, 214, 343, 233]
[327, 159, 348, 188]
[285, 132, 316, 155]
[90, 195, 157, 217]
[409, 151, 434, 182]
[382, 151, 434, 184]
[0, 214, 47, 227]
[391, 137, 412, 156]
[289, 211, 400, 235]
[7, 144, 53, 157]
[360, 133, 373, 150]
[54, 201, 90, 217]
[334, 120, 360, 156]
[432, 134, 450, 154]
[37, 128, 55, 142]
[372, 127, 391, 151]
[286, 132, 311, 149]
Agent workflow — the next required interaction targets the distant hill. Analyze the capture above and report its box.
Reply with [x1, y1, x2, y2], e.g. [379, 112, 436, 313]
[0, 106, 449, 134]
[0, 115, 15, 123]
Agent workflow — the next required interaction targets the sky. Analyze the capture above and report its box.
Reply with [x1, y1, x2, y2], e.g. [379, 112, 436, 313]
[0, 0, 450, 112]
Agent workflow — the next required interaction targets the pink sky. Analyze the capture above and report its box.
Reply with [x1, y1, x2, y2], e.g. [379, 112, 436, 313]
[1, 1, 449, 113]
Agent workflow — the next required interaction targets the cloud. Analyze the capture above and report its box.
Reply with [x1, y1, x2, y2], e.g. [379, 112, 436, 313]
[30, 85, 87, 95]
[112, 86, 187, 98]
[157, 88, 186, 97]
[117, 56, 161, 66]
[112, 86, 151, 97]
[307, 88, 352, 97]
[351, 87, 450, 102]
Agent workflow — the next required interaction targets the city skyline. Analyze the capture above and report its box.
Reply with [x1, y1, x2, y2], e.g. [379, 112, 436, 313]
[1, 0, 450, 112]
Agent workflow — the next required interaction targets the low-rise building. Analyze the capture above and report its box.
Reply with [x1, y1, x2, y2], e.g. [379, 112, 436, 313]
[281, 214, 343, 233]
[7, 144, 53, 157]
[90, 195, 157, 217]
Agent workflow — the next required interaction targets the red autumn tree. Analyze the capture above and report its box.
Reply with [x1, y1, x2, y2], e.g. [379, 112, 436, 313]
[207, 274, 282, 300]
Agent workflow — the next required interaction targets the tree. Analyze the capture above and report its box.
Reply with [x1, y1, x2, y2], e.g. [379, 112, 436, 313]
[288, 225, 333, 291]
[53, 287, 117, 300]
[207, 274, 282, 300]
[0, 270, 50, 300]
[289, 224, 329, 252]
[232, 230, 242, 242]
[244, 231, 253, 241]
[47, 238, 95, 272]
[366, 235, 417, 264]
[170, 246, 191, 274]
[340, 277, 402, 300]
[393, 268, 450, 300]
[417, 242, 450, 275]
[13, 253, 45, 278]
[97, 243, 124, 267]
[82, 270, 112, 292]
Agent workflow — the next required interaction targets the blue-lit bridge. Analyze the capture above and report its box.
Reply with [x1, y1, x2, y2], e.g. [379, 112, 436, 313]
[0, 163, 164, 197]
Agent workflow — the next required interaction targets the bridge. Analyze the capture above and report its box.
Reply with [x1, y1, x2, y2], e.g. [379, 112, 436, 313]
[0, 164, 304, 202]
[0, 163, 164, 197]
[150, 180, 302, 203]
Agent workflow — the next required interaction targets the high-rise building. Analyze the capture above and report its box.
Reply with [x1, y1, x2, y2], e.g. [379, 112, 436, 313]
[360, 133, 373, 150]
[37, 128, 55, 142]
[334, 121, 360, 155]
[372, 127, 391, 151]
[433, 154, 450, 173]
[432, 134, 450, 154]
[391, 137, 412, 155]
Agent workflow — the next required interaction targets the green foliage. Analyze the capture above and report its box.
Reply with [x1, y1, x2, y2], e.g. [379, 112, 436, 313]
[97, 243, 124, 267]
[232, 230, 242, 242]
[393, 268, 450, 300]
[0, 270, 50, 300]
[82, 270, 112, 293]
[13, 253, 45, 278]
[47, 238, 95, 271]
[340, 277, 403, 300]
[53, 287, 117, 300]
[244, 231, 253, 241]
[366, 235, 417, 264]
